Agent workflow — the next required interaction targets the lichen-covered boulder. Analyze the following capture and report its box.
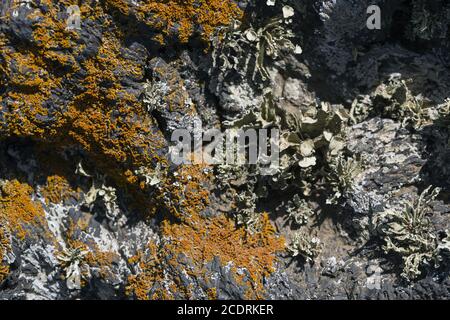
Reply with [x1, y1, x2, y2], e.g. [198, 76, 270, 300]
[0, 0, 449, 300]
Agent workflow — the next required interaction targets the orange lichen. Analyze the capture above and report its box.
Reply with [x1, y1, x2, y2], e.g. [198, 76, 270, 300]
[0, 1, 168, 210]
[125, 242, 168, 300]
[40, 175, 79, 205]
[0, 1, 284, 298]
[150, 58, 197, 115]
[168, 212, 284, 298]
[0, 180, 46, 240]
[126, 165, 285, 300]
[153, 163, 211, 220]
[0, 0, 243, 218]
[0, 179, 49, 283]
[126, 211, 285, 300]
[0, 1, 80, 139]
[0, 226, 10, 284]
[105, 0, 243, 44]
[207, 287, 218, 300]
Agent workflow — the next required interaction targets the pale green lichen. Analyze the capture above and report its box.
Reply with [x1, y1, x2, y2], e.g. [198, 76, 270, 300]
[82, 176, 121, 226]
[56, 246, 90, 291]
[235, 191, 262, 234]
[437, 99, 450, 144]
[326, 154, 363, 205]
[287, 232, 322, 264]
[281, 194, 313, 227]
[373, 186, 448, 281]
[134, 163, 164, 187]
[351, 75, 434, 129]
[212, 15, 298, 85]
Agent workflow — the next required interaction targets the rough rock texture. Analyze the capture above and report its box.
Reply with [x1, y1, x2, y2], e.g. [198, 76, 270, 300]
[0, 0, 449, 300]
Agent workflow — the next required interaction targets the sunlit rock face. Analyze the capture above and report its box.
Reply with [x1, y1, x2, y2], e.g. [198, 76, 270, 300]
[0, 0, 449, 300]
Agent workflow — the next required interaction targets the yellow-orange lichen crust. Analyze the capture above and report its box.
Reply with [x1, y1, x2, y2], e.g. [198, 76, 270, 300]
[149, 58, 198, 115]
[126, 212, 285, 300]
[153, 163, 212, 219]
[126, 165, 285, 300]
[0, 180, 48, 282]
[0, 0, 244, 214]
[0, 180, 46, 240]
[0, 226, 10, 283]
[0, 1, 168, 210]
[40, 175, 80, 205]
[0, 1, 283, 297]
[104, 0, 243, 44]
